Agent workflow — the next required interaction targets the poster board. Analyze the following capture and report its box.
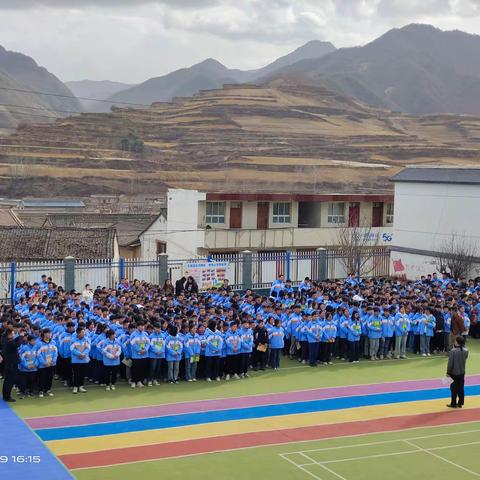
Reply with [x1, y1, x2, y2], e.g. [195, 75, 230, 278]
[183, 261, 230, 290]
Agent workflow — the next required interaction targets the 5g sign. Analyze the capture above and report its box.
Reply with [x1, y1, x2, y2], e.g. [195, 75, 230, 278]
[382, 233, 393, 242]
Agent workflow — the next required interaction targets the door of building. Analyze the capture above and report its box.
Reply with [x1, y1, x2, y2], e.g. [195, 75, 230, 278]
[229, 202, 242, 229]
[348, 202, 360, 227]
[257, 202, 269, 229]
[372, 202, 384, 227]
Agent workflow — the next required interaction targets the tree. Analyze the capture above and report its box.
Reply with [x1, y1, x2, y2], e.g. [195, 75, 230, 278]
[118, 133, 144, 154]
[335, 222, 381, 277]
[435, 234, 478, 279]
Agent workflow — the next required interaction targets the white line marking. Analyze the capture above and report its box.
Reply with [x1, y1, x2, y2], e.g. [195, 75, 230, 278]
[321, 450, 420, 464]
[299, 452, 347, 480]
[319, 441, 480, 464]
[282, 427, 480, 455]
[279, 453, 323, 480]
[404, 440, 480, 478]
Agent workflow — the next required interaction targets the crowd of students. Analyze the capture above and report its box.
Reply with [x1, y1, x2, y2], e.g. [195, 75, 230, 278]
[1, 271, 479, 402]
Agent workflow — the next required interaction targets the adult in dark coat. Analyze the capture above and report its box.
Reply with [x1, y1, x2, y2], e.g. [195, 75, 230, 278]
[2, 328, 21, 402]
[175, 277, 186, 297]
[446, 335, 469, 408]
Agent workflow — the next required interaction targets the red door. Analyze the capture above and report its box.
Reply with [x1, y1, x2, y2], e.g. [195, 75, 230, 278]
[257, 202, 269, 229]
[348, 202, 360, 227]
[229, 203, 242, 229]
[372, 202, 384, 227]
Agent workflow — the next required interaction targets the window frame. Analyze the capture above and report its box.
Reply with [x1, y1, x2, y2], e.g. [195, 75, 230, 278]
[205, 201, 226, 225]
[327, 202, 346, 224]
[385, 203, 394, 224]
[272, 202, 291, 224]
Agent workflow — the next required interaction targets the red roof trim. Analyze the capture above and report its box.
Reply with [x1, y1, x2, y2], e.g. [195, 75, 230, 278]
[206, 193, 394, 202]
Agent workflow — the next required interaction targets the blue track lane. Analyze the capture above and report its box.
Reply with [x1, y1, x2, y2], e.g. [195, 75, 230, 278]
[35, 385, 480, 441]
[0, 401, 73, 479]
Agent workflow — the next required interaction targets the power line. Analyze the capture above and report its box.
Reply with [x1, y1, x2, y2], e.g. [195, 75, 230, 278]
[0, 102, 82, 115]
[0, 85, 150, 107]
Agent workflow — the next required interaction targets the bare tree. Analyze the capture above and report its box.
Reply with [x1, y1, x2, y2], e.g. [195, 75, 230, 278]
[335, 222, 381, 277]
[435, 234, 478, 279]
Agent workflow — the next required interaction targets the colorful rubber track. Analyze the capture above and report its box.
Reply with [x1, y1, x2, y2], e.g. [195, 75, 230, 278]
[23, 375, 480, 470]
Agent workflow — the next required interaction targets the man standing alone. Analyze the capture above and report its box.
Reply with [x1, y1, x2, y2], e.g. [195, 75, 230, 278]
[446, 335, 468, 408]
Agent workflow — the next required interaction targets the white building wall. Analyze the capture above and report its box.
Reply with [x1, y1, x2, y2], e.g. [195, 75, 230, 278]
[142, 189, 206, 260]
[391, 181, 480, 280]
[393, 182, 480, 252]
[140, 215, 167, 259]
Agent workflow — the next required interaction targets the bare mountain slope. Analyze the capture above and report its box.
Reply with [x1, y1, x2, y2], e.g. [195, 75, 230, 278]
[0, 80, 478, 198]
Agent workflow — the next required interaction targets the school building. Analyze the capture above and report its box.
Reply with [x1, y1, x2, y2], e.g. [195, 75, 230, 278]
[139, 188, 394, 260]
[390, 166, 480, 279]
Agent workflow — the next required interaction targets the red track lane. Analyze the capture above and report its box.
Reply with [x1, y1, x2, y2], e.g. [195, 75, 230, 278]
[62, 407, 480, 470]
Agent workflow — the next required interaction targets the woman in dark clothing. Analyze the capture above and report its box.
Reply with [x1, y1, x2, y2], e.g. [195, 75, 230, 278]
[446, 335, 469, 408]
[163, 279, 174, 296]
[175, 277, 186, 297]
[184, 276, 199, 295]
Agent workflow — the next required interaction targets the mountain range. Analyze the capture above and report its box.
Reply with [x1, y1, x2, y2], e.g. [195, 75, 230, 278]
[101, 40, 336, 111]
[278, 24, 480, 115]
[1, 23, 480, 132]
[0, 45, 81, 131]
[65, 80, 134, 111]
[84, 24, 480, 116]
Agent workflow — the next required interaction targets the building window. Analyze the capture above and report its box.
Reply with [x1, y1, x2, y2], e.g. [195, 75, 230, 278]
[386, 203, 394, 224]
[272, 202, 291, 224]
[206, 201, 225, 224]
[156, 241, 166, 255]
[327, 202, 345, 224]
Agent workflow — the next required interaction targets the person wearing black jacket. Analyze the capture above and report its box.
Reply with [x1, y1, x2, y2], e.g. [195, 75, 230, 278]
[253, 319, 269, 370]
[432, 306, 446, 352]
[2, 328, 21, 402]
[175, 277, 186, 297]
[185, 276, 199, 295]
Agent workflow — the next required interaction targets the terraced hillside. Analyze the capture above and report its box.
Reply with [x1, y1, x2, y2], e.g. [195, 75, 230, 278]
[0, 80, 479, 197]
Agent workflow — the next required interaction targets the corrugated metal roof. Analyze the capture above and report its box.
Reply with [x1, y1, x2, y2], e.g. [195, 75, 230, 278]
[391, 167, 480, 185]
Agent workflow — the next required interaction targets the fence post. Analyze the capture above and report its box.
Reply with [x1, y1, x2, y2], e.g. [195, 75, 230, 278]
[242, 250, 253, 291]
[158, 253, 169, 285]
[356, 254, 361, 279]
[316, 248, 327, 281]
[286, 250, 291, 280]
[119, 257, 125, 281]
[10, 260, 15, 304]
[64, 256, 75, 292]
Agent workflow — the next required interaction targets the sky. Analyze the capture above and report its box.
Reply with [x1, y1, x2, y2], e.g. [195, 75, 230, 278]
[0, 0, 479, 84]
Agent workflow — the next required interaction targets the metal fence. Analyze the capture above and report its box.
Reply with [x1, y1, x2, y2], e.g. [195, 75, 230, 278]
[0, 248, 391, 301]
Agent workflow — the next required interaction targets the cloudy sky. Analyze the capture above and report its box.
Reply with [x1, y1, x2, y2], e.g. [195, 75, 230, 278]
[1, 0, 479, 83]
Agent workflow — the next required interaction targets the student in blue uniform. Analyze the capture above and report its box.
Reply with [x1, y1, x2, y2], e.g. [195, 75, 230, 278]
[347, 311, 362, 363]
[225, 321, 241, 380]
[269, 319, 285, 370]
[238, 319, 253, 378]
[148, 323, 165, 386]
[36, 328, 58, 397]
[18, 334, 38, 397]
[204, 320, 223, 382]
[165, 325, 183, 384]
[130, 321, 150, 388]
[321, 311, 337, 365]
[70, 327, 91, 394]
[101, 329, 122, 391]
[184, 323, 201, 382]
[394, 305, 410, 359]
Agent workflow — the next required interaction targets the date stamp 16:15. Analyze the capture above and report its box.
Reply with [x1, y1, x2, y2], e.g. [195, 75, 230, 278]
[0, 455, 41, 464]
